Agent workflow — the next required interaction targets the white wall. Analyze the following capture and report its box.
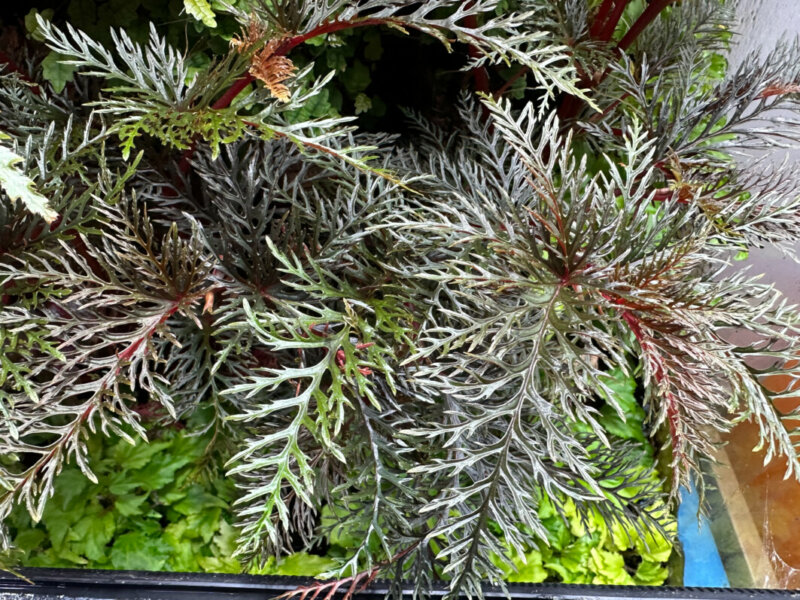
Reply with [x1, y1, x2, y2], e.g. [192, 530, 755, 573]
[729, 0, 800, 300]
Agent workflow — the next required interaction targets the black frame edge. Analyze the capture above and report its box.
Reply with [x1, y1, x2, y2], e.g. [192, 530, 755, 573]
[0, 568, 798, 600]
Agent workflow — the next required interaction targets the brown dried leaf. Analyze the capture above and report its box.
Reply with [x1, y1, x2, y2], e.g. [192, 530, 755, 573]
[758, 83, 800, 99]
[249, 38, 297, 102]
[230, 18, 266, 53]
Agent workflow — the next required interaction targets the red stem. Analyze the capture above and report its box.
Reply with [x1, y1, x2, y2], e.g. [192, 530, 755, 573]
[176, 17, 422, 173]
[117, 302, 182, 362]
[602, 292, 684, 462]
[463, 13, 491, 95]
[206, 18, 401, 118]
[494, 65, 529, 99]
[589, 0, 618, 39]
[278, 542, 420, 600]
[178, 71, 256, 172]
[558, 0, 673, 121]
[598, 0, 630, 43]
[276, 18, 391, 56]
[617, 0, 677, 52]
[187, 9, 495, 168]
[629, 317, 683, 460]
[211, 73, 255, 110]
[651, 187, 689, 204]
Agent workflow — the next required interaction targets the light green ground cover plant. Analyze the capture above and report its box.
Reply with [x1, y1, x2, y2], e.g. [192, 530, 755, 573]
[3, 0, 800, 597]
[6, 370, 672, 584]
[7, 426, 241, 573]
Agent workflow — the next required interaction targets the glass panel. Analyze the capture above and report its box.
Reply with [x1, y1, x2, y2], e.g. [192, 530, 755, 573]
[708, 0, 800, 588]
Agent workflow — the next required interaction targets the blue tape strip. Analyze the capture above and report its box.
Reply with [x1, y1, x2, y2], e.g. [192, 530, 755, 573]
[677, 483, 729, 587]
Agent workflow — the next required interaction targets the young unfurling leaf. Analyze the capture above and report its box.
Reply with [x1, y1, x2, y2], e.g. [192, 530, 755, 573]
[0, 143, 57, 223]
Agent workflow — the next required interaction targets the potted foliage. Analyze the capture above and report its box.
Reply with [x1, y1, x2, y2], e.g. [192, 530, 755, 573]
[1, 0, 800, 595]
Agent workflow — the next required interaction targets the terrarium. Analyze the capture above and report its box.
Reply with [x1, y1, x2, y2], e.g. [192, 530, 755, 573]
[1, 0, 800, 596]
